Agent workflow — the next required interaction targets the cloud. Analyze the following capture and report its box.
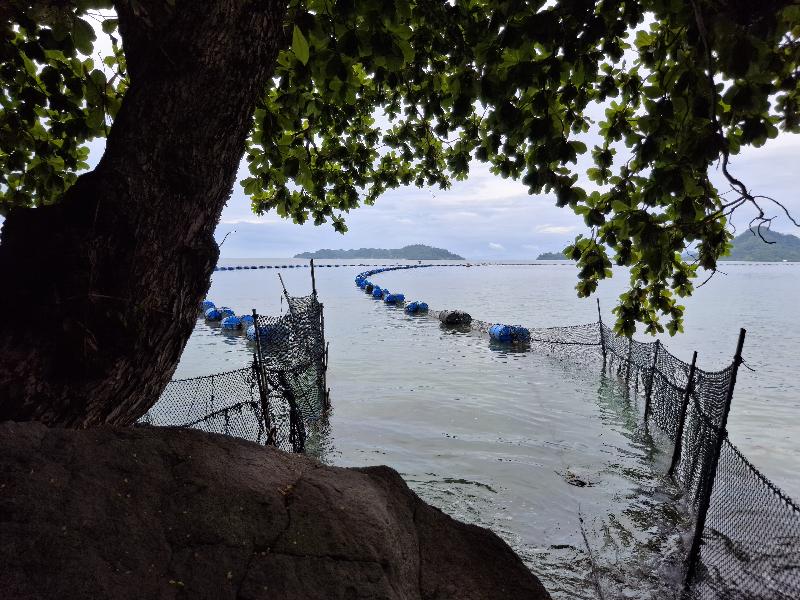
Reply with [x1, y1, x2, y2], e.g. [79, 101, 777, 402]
[488, 242, 505, 250]
[220, 218, 278, 225]
[535, 224, 578, 234]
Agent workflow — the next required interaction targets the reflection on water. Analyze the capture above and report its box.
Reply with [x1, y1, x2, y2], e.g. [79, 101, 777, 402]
[174, 259, 799, 599]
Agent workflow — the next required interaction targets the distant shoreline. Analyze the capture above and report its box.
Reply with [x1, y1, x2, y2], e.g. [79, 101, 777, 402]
[294, 244, 465, 260]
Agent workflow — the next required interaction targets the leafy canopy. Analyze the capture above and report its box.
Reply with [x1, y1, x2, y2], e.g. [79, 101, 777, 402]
[3, 0, 799, 335]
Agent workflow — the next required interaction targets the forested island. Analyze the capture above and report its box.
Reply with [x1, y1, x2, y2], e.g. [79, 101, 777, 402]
[537, 251, 568, 260]
[295, 244, 465, 260]
[720, 230, 800, 261]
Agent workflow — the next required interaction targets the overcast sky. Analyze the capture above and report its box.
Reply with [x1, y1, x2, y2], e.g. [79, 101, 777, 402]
[215, 132, 800, 259]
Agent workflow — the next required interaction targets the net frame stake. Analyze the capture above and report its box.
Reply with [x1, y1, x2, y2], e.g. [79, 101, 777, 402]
[669, 350, 697, 478]
[643, 339, 661, 427]
[683, 328, 746, 595]
[251, 308, 273, 443]
[310, 258, 317, 299]
[625, 337, 633, 384]
[597, 298, 607, 370]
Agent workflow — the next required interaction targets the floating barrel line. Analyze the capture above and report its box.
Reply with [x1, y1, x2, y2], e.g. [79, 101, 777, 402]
[355, 264, 532, 345]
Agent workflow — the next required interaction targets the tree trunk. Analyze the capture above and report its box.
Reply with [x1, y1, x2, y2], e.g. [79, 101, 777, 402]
[0, 0, 287, 427]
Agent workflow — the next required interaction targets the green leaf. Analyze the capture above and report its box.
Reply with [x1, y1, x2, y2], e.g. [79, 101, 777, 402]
[101, 19, 118, 35]
[72, 19, 96, 55]
[292, 26, 310, 66]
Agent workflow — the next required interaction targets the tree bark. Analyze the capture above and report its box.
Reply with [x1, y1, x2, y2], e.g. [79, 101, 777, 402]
[0, 0, 287, 426]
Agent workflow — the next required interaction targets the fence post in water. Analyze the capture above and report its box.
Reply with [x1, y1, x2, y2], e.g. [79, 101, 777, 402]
[669, 350, 697, 478]
[251, 309, 273, 443]
[323, 341, 330, 411]
[643, 340, 661, 427]
[310, 258, 317, 298]
[597, 298, 607, 370]
[625, 337, 633, 384]
[683, 328, 746, 594]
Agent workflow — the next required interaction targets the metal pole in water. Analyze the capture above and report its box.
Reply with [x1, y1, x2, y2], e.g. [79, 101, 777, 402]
[643, 339, 661, 427]
[597, 298, 607, 369]
[251, 308, 272, 441]
[625, 337, 632, 384]
[669, 350, 697, 477]
[683, 328, 746, 594]
[310, 258, 317, 298]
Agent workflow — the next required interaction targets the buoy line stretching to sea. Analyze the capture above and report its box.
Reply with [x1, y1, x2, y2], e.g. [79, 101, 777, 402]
[202, 261, 548, 346]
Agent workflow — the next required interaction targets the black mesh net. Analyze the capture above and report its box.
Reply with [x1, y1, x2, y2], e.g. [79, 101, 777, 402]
[138, 294, 327, 454]
[596, 323, 799, 600]
[138, 367, 268, 443]
[360, 264, 800, 599]
[689, 439, 800, 600]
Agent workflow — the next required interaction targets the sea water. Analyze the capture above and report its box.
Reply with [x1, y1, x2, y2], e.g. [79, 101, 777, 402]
[174, 260, 800, 599]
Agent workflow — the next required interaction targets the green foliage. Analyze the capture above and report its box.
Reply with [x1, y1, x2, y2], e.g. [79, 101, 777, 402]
[1, 1, 126, 212]
[3, 0, 799, 334]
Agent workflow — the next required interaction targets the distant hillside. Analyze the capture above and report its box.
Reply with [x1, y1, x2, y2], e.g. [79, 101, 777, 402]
[295, 244, 465, 260]
[537, 251, 568, 260]
[720, 229, 800, 261]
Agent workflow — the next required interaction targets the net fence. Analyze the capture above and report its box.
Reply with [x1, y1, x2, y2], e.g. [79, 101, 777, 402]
[361, 263, 799, 600]
[138, 293, 327, 454]
[689, 439, 800, 599]
[596, 323, 799, 599]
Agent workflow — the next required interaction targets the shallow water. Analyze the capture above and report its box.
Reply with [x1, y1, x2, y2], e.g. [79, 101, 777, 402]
[175, 260, 799, 599]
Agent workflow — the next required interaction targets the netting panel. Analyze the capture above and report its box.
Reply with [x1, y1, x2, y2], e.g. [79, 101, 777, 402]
[691, 439, 800, 600]
[140, 294, 327, 453]
[140, 367, 268, 444]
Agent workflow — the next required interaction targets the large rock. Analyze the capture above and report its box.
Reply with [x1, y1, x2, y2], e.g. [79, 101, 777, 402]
[0, 422, 550, 600]
[438, 310, 472, 326]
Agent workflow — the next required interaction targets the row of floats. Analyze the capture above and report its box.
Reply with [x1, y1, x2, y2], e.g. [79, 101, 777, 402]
[199, 299, 268, 342]
[355, 266, 429, 314]
[355, 264, 532, 344]
[213, 263, 415, 272]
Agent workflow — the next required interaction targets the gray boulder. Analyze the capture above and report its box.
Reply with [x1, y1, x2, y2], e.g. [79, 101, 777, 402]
[0, 421, 550, 600]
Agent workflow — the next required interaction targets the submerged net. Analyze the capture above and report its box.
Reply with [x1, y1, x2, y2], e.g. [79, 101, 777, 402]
[362, 264, 800, 600]
[139, 293, 327, 454]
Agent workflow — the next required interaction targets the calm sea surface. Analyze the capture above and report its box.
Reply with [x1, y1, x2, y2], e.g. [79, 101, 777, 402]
[174, 260, 800, 599]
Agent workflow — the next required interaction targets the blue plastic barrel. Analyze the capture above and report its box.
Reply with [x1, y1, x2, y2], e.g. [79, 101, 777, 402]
[201, 300, 215, 311]
[218, 307, 235, 318]
[489, 324, 513, 343]
[418, 302, 429, 312]
[204, 308, 222, 321]
[385, 293, 405, 304]
[239, 314, 254, 326]
[222, 315, 242, 330]
[489, 324, 530, 344]
[372, 287, 383, 299]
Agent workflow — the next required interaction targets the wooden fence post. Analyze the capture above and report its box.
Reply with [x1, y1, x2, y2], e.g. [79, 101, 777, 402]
[683, 329, 746, 594]
[597, 298, 607, 370]
[251, 309, 273, 443]
[643, 340, 661, 427]
[669, 350, 698, 477]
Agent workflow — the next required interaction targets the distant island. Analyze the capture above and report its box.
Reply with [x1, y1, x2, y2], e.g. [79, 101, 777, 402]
[295, 244, 465, 260]
[536, 251, 568, 260]
[720, 229, 800, 261]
